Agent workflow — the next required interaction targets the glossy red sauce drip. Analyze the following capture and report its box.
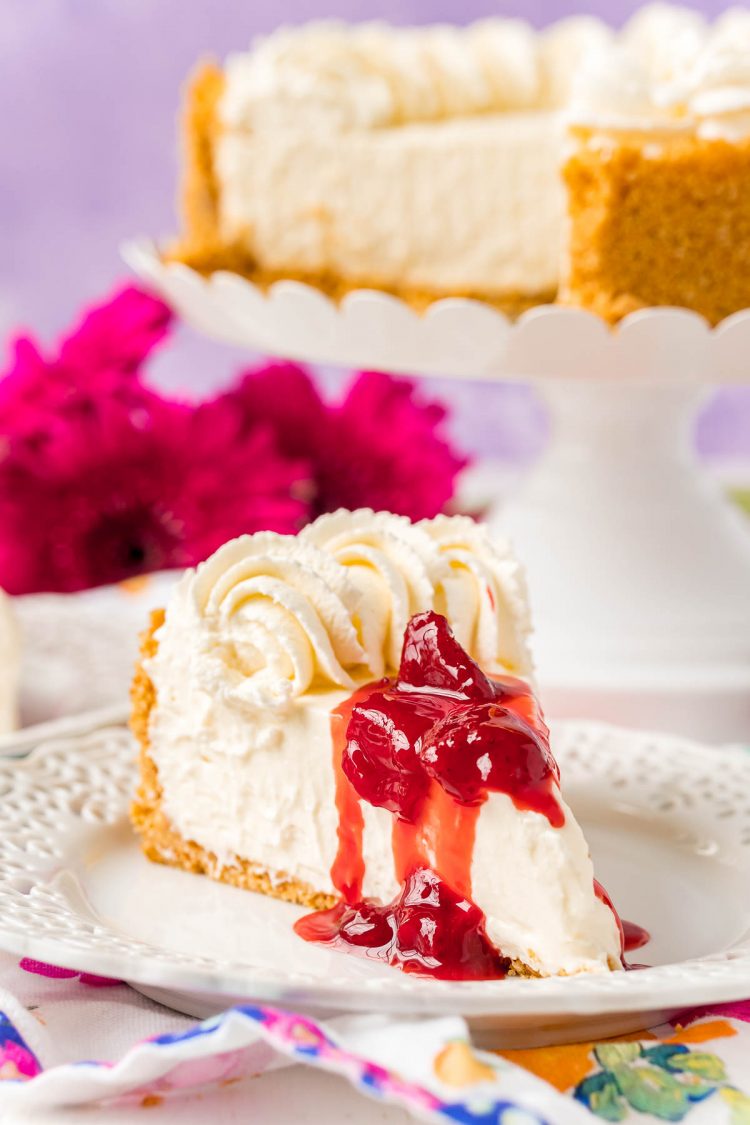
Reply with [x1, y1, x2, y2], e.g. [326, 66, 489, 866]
[328, 686, 373, 902]
[342, 612, 562, 828]
[295, 612, 625, 979]
[594, 880, 650, 968]
[623, 920, 651, 954]
[296, 866, 510, 980]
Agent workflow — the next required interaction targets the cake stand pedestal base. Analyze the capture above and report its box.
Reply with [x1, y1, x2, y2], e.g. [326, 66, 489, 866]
[494, 379, 750, 743]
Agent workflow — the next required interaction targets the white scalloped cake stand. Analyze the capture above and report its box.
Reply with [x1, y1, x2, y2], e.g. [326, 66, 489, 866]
[124, 240, 750, 742]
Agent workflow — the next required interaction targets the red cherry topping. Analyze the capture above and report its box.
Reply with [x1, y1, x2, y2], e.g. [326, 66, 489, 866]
[420, 703, 563, 825]
[398, 610, 497, 699]
[294, 867, 510, 980]
[392, 867, 510, 979]
[343, 685, 440, 822]
[343, 611, 563, 827]
[296, 611, 628, 980]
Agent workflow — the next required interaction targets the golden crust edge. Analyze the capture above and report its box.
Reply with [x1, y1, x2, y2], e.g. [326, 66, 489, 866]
[559, 133, 750, 326]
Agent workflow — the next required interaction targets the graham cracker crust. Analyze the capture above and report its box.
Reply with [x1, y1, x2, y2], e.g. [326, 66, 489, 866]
[561, 131, 750, 326]
[169, 62, 554, 319]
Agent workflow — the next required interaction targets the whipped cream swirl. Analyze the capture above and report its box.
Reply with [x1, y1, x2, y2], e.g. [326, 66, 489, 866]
[151, 510, 533, 720]
[422, 514, 532, 678]
[221, 19, 543, 132]
[221, 7, 750, 139]
[302, 510, 448, 675]
[569, 5, 750, 139]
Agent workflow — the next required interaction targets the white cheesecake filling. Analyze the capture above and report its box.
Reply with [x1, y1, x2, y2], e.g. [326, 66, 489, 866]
[214, 110, 565, 297]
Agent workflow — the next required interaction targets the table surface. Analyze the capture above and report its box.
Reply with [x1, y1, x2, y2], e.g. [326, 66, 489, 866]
[0, 1064, 413, 1124]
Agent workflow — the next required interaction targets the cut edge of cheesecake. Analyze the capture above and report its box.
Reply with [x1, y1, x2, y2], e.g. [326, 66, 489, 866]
[167, 62, 555, 319]
[130, 609, 546, 978]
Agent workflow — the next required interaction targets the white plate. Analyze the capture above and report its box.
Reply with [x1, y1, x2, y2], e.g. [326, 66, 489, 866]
[0, 717, 748, 1048]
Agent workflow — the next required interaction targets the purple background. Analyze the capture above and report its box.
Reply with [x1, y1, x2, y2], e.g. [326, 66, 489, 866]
[1, 0, 748, 462]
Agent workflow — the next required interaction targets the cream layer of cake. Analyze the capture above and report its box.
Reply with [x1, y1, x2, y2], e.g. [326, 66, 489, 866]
[147, 683, 620, 976]
[214, 111, 564, 301]
[135, 510, 621, 977]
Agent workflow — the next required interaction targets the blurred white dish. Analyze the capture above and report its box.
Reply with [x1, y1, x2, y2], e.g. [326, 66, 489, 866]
[12, 571, 179, 729]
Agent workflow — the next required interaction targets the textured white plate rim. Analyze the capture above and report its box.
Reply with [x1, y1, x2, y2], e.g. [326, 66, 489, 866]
[0, 704, 130, 758]
[0, 716, 748, 1018]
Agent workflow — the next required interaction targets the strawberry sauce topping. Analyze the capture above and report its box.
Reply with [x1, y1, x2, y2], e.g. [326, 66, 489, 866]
[295, 611, 628, 979]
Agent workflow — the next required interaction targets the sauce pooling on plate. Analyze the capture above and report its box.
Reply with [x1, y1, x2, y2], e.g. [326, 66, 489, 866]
[296, 611, 635, 979]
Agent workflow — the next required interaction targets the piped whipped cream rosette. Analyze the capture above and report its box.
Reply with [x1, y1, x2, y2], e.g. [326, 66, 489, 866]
[162, 509, 534, 721]
[568, 5, 750, 138]
[189, 534, 366, 712]
[301, 510, 446, 676]
[222, 20, 548, 134]
[133, 509, 625, 980]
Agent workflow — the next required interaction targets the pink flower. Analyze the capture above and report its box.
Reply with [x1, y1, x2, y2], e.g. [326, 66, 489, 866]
[0, 290, 308, 594]
[228, 364, 468, 520]
[0, 285, 171, 412]
[57, 284, 173, 377]
[0, 288, 466, 595]
[317, 371, 467, 518]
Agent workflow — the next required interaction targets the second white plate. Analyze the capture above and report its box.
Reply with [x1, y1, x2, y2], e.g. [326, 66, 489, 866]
[0, 718, 748, 1048]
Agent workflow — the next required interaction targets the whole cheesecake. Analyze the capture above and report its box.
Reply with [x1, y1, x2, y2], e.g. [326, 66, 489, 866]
[172, 6, 750, 323]
[131, 510, 624, 979]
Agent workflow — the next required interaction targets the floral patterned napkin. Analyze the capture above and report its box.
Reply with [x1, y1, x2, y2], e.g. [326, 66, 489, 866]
[0, 954, 747, 1123]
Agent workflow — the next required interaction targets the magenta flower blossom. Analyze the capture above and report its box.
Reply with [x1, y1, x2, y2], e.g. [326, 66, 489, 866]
[317, 370, 468, 518]
[227, 364, 468, 520]
[0, 286, 466, 594]
[0, 289, 308, 594]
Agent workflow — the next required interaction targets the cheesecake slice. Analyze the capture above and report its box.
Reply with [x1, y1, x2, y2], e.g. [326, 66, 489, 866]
[131, 510, 623, 979]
